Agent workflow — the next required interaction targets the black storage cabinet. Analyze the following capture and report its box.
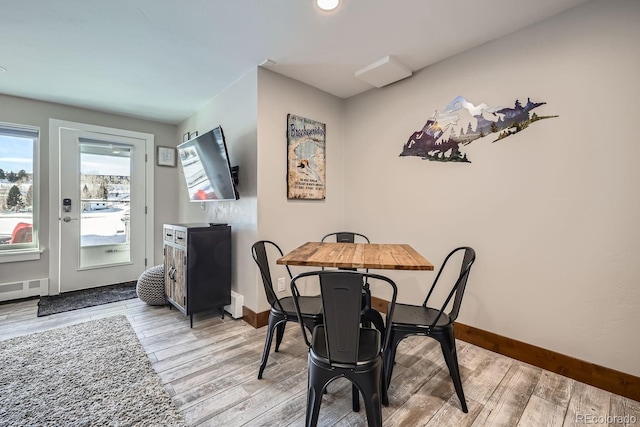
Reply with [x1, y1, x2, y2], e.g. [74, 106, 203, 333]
[163, 223, 231, 327]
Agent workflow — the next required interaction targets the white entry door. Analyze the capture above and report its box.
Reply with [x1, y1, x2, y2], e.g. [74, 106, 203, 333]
[50, 120, 154, 294]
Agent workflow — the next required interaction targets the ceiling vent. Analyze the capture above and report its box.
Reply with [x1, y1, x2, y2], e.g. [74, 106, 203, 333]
[354, 55, 412, 88]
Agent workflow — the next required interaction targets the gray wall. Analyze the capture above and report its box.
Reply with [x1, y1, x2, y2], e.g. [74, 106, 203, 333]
[255, 68, 347, 312]
[177, 69, 259, 309]
[179, 0, 639, 377]
[0, 94, 179, 283]
[342, 0, 640, 376]
[176, 67, 346, 314]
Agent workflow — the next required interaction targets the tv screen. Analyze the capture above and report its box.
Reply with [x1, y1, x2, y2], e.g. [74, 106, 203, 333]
[177, 126, 238, 201]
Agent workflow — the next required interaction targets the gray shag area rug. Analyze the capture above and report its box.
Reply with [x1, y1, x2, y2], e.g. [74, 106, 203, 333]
[37, 282, 138, 317]
[0, 315, 186, 426]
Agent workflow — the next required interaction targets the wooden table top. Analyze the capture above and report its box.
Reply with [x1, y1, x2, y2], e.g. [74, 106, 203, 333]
[276, 242, 434, 271]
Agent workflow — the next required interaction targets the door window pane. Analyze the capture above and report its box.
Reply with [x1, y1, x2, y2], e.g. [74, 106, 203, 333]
[79, 141, 132, 268]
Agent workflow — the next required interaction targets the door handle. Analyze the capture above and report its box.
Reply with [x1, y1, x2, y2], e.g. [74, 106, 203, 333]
[62, 216, 79, 222]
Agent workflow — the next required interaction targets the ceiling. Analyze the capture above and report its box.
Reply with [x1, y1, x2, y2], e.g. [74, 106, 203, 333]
[0, 0, 590, 124]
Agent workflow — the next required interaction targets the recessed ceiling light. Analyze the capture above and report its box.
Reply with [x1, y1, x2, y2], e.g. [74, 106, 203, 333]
[316, 0, 340, 11]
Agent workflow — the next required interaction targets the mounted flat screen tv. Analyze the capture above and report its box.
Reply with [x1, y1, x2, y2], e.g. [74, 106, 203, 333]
[177, 126, 239, 201]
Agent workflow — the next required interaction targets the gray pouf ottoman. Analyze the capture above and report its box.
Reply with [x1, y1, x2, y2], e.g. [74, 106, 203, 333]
[136, 264, 167, 305]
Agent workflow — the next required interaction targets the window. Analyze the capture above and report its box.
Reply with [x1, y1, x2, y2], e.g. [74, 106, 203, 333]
[0, 122, 39, 253]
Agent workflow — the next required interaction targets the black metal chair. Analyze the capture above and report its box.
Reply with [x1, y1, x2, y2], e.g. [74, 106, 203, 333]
[251, 240, 323, 379]
[320, 231, 385, 412]
[384, 246, 476, 413]
[291, 270, 397, 427]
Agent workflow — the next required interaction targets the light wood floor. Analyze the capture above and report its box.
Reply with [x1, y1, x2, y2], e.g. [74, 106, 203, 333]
[0, 297, 638, 426]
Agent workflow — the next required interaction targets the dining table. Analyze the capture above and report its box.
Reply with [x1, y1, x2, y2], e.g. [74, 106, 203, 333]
[276, 241, 434, 271]
[277, 241, 434, 330]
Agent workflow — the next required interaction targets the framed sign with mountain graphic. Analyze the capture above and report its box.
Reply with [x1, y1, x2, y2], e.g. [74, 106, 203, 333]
[400, 96, 558, 163]
[287, 114, 326, 200]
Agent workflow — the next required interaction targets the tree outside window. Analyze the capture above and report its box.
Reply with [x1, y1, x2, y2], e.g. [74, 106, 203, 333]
[6, 185, 23, 211]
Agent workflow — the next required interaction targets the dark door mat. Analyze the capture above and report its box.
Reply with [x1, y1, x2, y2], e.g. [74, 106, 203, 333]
[37, 282, 138, 317]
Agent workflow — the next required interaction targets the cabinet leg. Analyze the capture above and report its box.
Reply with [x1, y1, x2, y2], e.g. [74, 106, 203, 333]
[221, 307, 225, 319]
[190, 314, 193, 328]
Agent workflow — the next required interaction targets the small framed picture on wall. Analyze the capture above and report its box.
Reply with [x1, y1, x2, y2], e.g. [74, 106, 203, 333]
[157, 146, 177, 167]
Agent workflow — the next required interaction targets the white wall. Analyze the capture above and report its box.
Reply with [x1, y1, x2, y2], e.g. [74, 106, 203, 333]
[0, 94, 179, 283]
[254, 68, 346, 312]
[161, 0, 640, 377]
[343, 0, 640, 376]
[177, 69, 259, 309]
[177, 67, 346, 314]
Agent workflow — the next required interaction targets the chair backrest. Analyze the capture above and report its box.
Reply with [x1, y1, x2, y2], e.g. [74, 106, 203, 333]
[321, 232, 370, 244]
[291, 270, 397, 365]
[251, 240, 292, 310]
[424, 246, 476, 325]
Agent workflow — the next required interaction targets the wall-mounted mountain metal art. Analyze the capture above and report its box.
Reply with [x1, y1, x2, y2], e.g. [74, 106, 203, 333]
[400, 96, 558, 163]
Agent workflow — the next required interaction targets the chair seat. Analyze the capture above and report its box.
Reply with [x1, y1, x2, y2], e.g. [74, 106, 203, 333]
[275, 295, 323, 316]
[389, 303, 453, 328]
[310, 325, 381, 365]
